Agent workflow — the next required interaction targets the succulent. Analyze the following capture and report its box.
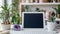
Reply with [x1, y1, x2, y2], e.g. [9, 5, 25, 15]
[48, 12, 56, 22]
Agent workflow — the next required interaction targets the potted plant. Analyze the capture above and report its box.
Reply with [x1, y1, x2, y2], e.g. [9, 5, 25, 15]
[53, 4, 60, 18]
[0, 0, 11, 30]
[47, 12, 57, 31]
[25, 5, 29, 12]
[10, 0, 21, 31]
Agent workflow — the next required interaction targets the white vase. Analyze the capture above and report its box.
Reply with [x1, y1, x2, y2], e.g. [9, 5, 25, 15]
[2, 24, 11, 30]
[47, 22, 56, 31]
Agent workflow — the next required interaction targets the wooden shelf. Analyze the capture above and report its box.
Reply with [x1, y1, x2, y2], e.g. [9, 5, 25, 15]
[20, 3, 60, 5]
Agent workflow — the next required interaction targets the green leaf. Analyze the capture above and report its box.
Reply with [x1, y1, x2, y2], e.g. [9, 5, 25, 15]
[52, 7, 58, 12]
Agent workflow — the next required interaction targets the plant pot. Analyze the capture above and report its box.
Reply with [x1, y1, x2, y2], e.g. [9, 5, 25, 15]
[1, 24, 11, 30]
[47, 22, 57, 31]
[56, 14, 60, 18]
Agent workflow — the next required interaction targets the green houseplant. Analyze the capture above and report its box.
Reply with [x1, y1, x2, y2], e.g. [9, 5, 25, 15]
[53, 4, 60, 18]
[25, 5, 29, 12]
[0, 0, 11, 30]
[11, 0, 21, 31]
[47, 12, 56, 31]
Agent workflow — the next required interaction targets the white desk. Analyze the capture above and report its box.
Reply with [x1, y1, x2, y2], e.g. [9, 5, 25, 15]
[10, 29, 57, 34]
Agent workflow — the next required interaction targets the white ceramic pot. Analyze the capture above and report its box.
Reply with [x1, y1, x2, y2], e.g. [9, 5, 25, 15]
[47, 22, 56, 31]
[2, 24, 11, 30]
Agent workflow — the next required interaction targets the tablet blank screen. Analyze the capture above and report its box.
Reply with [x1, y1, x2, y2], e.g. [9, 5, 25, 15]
[24, 13, 44, 28]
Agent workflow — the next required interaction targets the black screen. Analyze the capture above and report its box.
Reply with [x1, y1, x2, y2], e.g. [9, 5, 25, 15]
[24, 13, 44, 28]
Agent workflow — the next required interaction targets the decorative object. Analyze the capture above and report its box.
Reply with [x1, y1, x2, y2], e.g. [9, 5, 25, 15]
[53, 5, 60, 18]
[35, 8, 40, 12]
[47, 12, 57, 31]
[43, 0, 49, 3]
[0, 0, 11, 30]
[13, 24, 21, 31]
[11, 0, 21, 31]
[25, 5, 29, 12]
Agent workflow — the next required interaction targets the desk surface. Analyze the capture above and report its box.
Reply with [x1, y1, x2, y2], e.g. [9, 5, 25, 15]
[10, 29, 57, 34]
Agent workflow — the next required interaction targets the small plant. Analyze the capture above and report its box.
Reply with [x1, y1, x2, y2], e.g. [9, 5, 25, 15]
[11, 0, 20, 24]
[47, 12, 56, 31]
[25, 5, 29, 12]
[48, 12, 56, 22]
[52, 5, 60, 14]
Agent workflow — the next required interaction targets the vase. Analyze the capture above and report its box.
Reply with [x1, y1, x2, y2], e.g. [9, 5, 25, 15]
[47, 22, 57, 31]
